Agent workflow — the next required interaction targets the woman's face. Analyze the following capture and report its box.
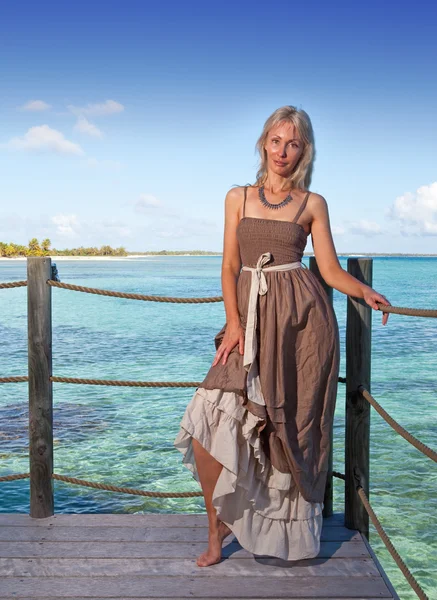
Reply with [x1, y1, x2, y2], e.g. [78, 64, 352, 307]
[264, 121, 303, 178]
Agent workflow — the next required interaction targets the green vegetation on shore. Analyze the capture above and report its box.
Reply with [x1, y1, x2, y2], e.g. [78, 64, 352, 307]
[0, 239, 127, 257]
[126, 250, 222, 255]
[1, 239, 436, 259]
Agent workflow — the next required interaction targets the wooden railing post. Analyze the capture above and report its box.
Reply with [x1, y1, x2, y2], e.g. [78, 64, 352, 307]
[27, 257, 54, 517]
[309, 256, 334, 518]
[345, 258, 372, 537]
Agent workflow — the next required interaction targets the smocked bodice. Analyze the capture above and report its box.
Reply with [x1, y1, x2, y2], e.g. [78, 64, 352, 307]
[237, 217, 308, 268]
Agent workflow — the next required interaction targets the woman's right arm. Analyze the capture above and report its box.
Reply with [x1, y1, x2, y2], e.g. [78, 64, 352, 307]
[211, 187, 245, 367]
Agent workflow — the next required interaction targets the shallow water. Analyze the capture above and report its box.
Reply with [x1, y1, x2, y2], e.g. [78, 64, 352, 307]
[0, 256, 436, 599]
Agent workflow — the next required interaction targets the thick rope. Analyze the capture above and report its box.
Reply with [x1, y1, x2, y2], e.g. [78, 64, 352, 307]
[333, 470, 346, 480]
[356, 484, 428, 600]
[0, 376, 28, 384]
[51, 474, 202, 497]
[50, 377, 202, 387]
[0, 472, 202, 497]
[47, 280, 223, 303]
[1, 375, 347, 386]
[0, 473, 29, 482]
[0, 281, 27, 289]
[359, 386, 437, 463]
[375, 301, 437, 318]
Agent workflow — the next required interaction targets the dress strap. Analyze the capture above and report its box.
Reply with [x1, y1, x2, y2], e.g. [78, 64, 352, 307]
[242, 186, 248, 218]
[291, 191, 311, 224]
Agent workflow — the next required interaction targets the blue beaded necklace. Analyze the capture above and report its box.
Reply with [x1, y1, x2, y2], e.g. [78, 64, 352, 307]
[258, 185, 293, 210]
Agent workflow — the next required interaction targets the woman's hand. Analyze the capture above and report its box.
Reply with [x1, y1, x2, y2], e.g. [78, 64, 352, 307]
[212, 322, 245, 366]
[362, 286, 392, 326]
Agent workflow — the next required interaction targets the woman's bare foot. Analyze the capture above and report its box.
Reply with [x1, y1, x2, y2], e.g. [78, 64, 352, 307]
[196, 519, 233, 567]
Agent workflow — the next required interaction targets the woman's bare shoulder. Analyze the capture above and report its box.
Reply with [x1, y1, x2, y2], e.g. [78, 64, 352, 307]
[307, 191, 329, 209]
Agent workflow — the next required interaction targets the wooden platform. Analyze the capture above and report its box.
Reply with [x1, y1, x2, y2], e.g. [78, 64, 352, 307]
[0, 512, 399, 599]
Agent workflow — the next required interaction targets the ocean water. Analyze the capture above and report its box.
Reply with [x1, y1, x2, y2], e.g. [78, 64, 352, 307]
[0, 255, 436, 599]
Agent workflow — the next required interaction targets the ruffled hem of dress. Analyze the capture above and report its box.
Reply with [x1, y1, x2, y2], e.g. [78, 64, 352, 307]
[173, 386, 323, 560]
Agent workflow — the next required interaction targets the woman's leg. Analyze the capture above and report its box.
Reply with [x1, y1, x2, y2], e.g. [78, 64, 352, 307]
[191, 438, 232, 566]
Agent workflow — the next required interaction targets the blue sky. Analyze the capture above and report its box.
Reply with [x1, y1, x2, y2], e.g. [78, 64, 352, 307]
[1, 0, 436, 254]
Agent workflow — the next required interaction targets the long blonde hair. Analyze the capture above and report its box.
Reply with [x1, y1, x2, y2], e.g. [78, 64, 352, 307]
[254, 106, 315, 190]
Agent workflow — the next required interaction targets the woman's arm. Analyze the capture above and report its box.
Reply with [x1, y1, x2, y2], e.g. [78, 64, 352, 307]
[211, 187, 245, 366]
[309, 193, 391, 325]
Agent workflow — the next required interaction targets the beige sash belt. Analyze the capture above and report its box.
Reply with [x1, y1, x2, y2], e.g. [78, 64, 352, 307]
[241, 252, 306, 407]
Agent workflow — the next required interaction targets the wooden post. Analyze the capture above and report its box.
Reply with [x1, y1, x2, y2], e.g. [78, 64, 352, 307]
[309, 256, 334, 518]
[345, 258, 372, 537]
[27, 257, 54, 517]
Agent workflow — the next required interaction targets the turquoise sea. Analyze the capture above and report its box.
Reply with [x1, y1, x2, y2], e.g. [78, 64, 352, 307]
[0, 256, 436, 599]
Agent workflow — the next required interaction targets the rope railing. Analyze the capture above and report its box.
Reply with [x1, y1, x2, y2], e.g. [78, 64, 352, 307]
[47, 280, 223, 303]
[375, 301, 437, 319]
[355, 472, 429, 600]
[0, 375, 348, 386]
[0, 280, 27, 289]
[1, 277, 437, 316]
[0, 472, 202, 497]
[358, 385, 437, 463]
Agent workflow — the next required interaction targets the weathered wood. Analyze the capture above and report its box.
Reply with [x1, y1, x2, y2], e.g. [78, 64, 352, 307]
[0, 525, 362, 543]
[309, 256, 335, 519]
[345, 258, 372, 537]
[0, 512, 345, 528]
[360, 534, 400, 600]
[0, 575, 393, 598]
[0, 556, 380, 577]
[0, 540, 369, 559]
[27, 257, 54, 518]
[0, 513, 397, 599]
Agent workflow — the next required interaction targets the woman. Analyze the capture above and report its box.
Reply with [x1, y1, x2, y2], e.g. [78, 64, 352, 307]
[174, 105, 391, 567]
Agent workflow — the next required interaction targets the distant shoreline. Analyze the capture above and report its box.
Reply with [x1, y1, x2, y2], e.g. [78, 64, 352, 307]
[1, 253, 437, 261]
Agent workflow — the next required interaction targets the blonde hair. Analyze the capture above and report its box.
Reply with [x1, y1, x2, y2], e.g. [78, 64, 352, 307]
[254, 105, 315, 190]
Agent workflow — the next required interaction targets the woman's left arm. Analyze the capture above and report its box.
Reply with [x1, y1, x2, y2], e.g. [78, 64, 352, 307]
[309, 193, 391, 325]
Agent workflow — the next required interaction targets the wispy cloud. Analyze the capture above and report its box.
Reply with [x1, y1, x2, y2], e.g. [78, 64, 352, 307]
[74, 116, 103, 137]
[331, 220, 382, 236]
[18, 100, 52, 112]
[3, 125, 84, 155]
[51, 214, 131, 240]
[134, 194, 163, 212]
[51, 214, 80, 237]
[67, 99, 124, 117]
[387, 182, 437, 236]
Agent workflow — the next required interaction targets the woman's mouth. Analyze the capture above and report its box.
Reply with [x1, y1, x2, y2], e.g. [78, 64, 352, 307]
[274, 160, 287, 167]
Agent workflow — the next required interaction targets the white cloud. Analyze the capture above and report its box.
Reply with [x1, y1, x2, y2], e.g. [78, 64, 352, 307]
[387, 182, 437, 236]
[135, 194, 162, 212]
[332, 225, 346, 236]
[50, 214, 131, 241]
[51, 214, 80, 237]
[4, 125, 84, 156]
[330, 220, 382, 236]
[19, 100, 51, 112]
[347, 220, 383, 235]
[74, 116, 103, 137]
[67, 99, 124, 117]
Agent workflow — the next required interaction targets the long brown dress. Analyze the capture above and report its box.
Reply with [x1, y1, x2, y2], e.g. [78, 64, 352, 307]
[174, 187, 340, 560]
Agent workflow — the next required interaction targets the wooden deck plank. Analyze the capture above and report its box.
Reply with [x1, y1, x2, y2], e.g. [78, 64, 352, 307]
[0, 557, 380, 577]
[0, 513, 346, 527]
[0, 575, 393, 597]
[0, 513, 396, 599]
[0, 540, 370, 559]
[0, 526, 362, 543]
